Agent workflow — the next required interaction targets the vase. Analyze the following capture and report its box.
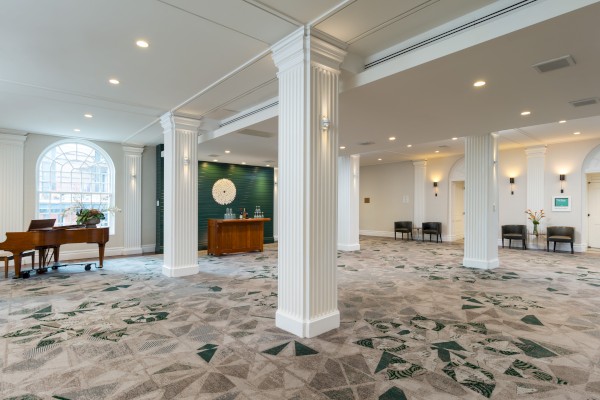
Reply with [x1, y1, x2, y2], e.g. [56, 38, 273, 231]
[84, 217, 101, 228]
[533, 223, 539, 236]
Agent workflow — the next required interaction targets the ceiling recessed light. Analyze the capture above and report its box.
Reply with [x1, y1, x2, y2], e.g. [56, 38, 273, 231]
[213, 159, 218, 162]
[224, 150, 231, 154]
[407, 144, 412, 148]
[241, 162, 246, 165]
[378, 158, 382, 161]
[389, 136, 396, 141]
[266, 164, 271, 167]
[109, 78, 120, 85]
[84, 113, 93, 118]
[435, 150, 440, 153]
[573, 131, 581, 135]
[73, 128, 80, 132]
[136, 40, 149, 48]
[473, 80, 486, 87]
[521, 111, 531, 116]
[452, 137, 458, 141]
[339, 146, 346, 150]
[559, 120, 566, 124]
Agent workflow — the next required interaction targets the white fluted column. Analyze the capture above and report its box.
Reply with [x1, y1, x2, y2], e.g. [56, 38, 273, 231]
[272, 28, 346, 338]
[526, 146, 546, 237]
[463, 133, 499, 269]
[273, 167, 278, 241]
[160, 113, 200, 277]
[122, 146, 144, 255]
[413, 161, 427, 228]
[338, 154, 360, 251]
[0, 133, 26, 248]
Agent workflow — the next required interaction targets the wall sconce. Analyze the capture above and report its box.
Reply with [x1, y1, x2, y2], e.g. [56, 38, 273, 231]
[131, 172, 137, 178]
[183, 156, 190, 165]
[433, 181, 438, 197]
[559, 174, 566, 193]
[321, 117, 330, 130]
[509, 177, 515, 195]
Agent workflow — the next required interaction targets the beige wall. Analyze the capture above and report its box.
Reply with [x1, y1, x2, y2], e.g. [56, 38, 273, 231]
[22, 134, 156, 256]
[359, 137, 600, 250]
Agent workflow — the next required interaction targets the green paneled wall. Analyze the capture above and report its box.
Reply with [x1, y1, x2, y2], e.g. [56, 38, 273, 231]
[156, 144, 164, 253]
[155, 151, 274, 252]
[198, 162, 274, 249]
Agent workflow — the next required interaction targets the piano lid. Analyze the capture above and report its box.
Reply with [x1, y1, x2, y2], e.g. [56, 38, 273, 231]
[28, 219, 56, 231]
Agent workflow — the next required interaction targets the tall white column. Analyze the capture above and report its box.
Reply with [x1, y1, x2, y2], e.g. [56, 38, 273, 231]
[338, 154, 360, 251]
[0, 133, 26, 247]
[273, 167, 278, 241]
[160, 113, 200, 277]
[122, 146, 144, 255]
[525, 146, 546, 235]
[463, 133, 499, 269]
[413, 160, 427, 228]
[272, 28, 346, 338]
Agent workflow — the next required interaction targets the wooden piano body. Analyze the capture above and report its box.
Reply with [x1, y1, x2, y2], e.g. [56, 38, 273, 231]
[0, 227, 109, 278]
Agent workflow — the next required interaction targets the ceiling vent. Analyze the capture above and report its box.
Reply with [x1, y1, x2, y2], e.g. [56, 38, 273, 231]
[532, 55, 575, 73]
[208, 154, 220, 158]
[358, 141, 375, 146]
[569, 97, 600, 107]
[238, 129, 274, 138]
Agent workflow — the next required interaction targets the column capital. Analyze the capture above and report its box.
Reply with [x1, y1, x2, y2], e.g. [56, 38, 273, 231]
[160, 112, 202, 133]
[0, 132, 27, 146]
[271, 27, 347, 74]
[122, 145, 144, 155]
[525, 146, 547, 157]
[413, 160, 427, 167]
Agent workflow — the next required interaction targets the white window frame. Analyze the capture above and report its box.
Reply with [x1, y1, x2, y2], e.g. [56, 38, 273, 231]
[36, 139, 116, 234]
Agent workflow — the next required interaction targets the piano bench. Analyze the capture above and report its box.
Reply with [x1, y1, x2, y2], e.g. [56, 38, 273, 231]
[2, 251, 35, 278]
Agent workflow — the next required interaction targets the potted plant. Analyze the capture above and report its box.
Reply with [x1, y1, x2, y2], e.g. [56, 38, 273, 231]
[63, 201, 120, 227]
[525, 209, 545, 236]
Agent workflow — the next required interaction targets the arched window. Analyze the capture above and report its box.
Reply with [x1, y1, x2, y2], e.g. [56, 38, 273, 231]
[37, 140, 115, 232]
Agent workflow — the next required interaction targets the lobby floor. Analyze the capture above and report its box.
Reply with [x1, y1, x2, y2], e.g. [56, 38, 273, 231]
[1, 237, 600, 399]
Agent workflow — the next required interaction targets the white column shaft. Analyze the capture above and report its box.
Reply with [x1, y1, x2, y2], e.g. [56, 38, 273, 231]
[123, 146, 144, 255]
[463, 133, 499, 269]
[338, 155, 360, 251]
[0, 134, 26, 247]
[273, 167, 278, 241]
[525, 146, 546, 233]
[160, 114, 200, 277]
[413, 161, 427, 227]
[272, 28, 346, 338]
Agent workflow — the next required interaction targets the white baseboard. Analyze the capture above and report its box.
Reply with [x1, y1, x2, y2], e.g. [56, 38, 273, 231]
[122, 247, 143, 256]
[359, 230, 394, 238]
[162, 264, 198, 277]
[463, 257, 499, 269]
[276, 309, 340, 338]
[338, 243, 360, 251]
[57, 247, 124, 261]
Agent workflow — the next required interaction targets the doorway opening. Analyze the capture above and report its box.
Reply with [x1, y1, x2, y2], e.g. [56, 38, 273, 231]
[587, 173, 600, 249]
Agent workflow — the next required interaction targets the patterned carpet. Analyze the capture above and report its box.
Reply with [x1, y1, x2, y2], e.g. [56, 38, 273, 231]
[1, 237, 600, 400]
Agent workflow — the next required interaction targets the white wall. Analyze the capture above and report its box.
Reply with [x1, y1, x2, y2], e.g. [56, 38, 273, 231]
[359, 161, 413, 236]
[21, 134, 156, 260]
[359, 138, 600, 250]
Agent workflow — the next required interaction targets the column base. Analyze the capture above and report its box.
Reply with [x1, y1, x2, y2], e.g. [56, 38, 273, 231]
[122, 247, 143, 256]
[162, 264, 198, 277]
[338, 243, 360, 251]
[463, 257, 499, 269]
[276, 309, 340, 338]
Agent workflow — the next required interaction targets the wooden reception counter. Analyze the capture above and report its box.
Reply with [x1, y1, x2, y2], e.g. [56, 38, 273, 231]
[207, 218, 271, 256]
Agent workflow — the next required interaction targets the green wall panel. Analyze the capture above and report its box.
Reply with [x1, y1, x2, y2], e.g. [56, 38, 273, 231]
[155, 155, 274, 252]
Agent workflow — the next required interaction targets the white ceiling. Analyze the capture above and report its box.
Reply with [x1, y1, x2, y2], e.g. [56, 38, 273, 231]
[2, 0, 600, 167]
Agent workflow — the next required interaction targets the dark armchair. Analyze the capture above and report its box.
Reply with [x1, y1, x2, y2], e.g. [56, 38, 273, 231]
[546, 226, 575, 254]
[422, 222, 442, 243]
[501, 225, 527, 250]
[394, 221, 413, 240]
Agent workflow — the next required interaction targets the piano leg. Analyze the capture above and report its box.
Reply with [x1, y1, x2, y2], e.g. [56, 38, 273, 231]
[12, 253, 22, 279]
[98, 243, 105, 268]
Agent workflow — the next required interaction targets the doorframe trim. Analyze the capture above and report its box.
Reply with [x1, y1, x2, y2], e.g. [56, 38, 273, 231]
[581, 144, 600, 250]
[448, 157, 465, 242]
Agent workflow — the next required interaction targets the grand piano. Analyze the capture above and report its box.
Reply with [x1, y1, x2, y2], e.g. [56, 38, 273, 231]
[0, 220, 109, 278]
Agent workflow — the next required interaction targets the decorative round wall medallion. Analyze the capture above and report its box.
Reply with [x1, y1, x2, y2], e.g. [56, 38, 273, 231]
[212, 178, 236, 205]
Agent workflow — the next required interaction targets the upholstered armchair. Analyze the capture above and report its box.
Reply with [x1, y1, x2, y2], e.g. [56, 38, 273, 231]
[501, 225, 527, 250]
[546, 226, 575, 254]
[422, 222, 442, 243]
[394, 221, 413, 240]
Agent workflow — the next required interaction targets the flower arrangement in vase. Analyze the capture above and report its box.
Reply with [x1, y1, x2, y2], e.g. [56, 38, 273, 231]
[63, 201, 121, 227]
[525, 209, 545, 236]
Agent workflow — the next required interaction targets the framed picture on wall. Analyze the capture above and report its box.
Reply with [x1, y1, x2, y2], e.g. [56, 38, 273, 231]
[552, 195, 571, 211]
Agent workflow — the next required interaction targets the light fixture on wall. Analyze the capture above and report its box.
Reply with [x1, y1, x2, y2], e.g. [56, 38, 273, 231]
[433, 181, 438, 197]
[183, 156, 190, 165]
[559, 174, 566, 193]
[131, 171, 137, 178]
[321, 117, 330, 130]
[510, 177, 515, 195]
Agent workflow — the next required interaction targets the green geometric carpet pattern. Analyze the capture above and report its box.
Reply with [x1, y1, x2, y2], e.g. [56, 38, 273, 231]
[1, 237, 600, 399]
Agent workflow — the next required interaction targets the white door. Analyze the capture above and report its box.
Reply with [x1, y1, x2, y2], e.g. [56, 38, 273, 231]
[452, 181, 465, 240]
[589, 181, 600, 248]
